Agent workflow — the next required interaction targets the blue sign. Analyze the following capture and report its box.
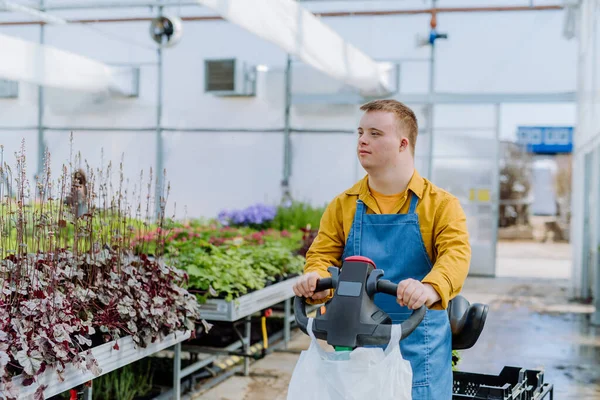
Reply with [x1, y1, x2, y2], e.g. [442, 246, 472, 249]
[516, 126, 573, 154]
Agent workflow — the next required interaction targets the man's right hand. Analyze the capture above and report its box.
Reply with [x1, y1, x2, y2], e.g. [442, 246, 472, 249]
[292, 272, 330, 300]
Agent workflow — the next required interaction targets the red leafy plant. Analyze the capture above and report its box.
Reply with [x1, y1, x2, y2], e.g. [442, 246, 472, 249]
[0, 140, 202, 399]
[133, 224, 293, 252]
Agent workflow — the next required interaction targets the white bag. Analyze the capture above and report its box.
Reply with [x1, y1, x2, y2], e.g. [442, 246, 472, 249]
[287, 318, 413, 400]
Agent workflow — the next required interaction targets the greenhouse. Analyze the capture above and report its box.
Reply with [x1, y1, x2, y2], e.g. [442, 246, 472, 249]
[0, 0, 599, 399]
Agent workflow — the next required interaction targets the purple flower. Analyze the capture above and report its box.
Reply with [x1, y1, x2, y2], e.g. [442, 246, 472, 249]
[217, 203, 277, 227]
[217, 210, 231, 226]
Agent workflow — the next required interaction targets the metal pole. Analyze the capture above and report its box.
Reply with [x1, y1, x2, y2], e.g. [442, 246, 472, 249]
[284, 298, 291, 349]
[592, 148, 600, 325]
[244, 316, 251, 376]
[281, 54, 293, 205]
[36, 0, 45, 186]
[154, 6, 164, 220]
[582, 153, 592, 301]
[594, 260, 600, 325]
[426, 0, 437, 181]
[83, 384, 92, 400]
[591, 7, 600, 326]
[491, 103, 501, 278]
[173, 343, 181, 400]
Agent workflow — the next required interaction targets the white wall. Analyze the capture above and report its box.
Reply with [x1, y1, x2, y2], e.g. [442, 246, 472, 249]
[571, 0, 600, 302]
[0, 2, 578, 221]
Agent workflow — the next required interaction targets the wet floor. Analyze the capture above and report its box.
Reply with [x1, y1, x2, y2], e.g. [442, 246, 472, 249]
[457, 304, 600, 399]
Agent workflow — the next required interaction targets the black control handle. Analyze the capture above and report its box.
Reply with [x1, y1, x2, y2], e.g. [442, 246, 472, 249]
[294, 277, 426, 342]
[376, 279, 426, 339]
[315, 277, 333, 293]
[294, 277, 334, 337]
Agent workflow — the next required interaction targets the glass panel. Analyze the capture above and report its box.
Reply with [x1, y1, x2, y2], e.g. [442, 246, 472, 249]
[162, 131, 283, 219]
[434, 105, 497, 129]
[0, 130, 39, 195]
[433, 131, 496, 159]
[290, 133, 358, 207]
[433, 157, 496, 276]
[44, 129, 157, 213]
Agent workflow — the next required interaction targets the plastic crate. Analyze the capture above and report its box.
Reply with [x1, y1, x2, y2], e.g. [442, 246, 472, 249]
[453, 366, 554, 399]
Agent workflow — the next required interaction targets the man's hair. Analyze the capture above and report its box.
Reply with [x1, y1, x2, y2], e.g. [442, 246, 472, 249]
[360, 99, 419, 154]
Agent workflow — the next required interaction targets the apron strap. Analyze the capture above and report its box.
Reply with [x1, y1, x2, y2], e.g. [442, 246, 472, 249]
[353, 200, 365, 254]
[408, 192, 419, 214]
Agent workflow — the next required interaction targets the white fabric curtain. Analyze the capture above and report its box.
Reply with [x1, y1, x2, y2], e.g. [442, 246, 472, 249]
[0, 32, 136, 95]
[196, 0, 395, 97]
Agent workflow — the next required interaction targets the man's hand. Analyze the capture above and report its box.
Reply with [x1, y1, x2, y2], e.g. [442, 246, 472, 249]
[397, 279, 441, 309]
[293, 272, 330, 300]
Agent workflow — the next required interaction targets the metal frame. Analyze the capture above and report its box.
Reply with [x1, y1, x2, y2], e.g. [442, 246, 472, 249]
[196, 276, 299, 322]
[492, 103, 501, 278]
[582, 151, 594, 300]
[291, 91, 577, 105]
[36, 0, 45, 183]
[13, 330, 191, 399]
[594, 142, 600, 325]
[154, 5, 164, 220]
[282, 54, 293, 203]
[426, 0, 437, 181]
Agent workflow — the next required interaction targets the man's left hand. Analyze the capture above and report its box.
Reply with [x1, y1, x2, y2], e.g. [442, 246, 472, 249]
[396, 279, 440, 309]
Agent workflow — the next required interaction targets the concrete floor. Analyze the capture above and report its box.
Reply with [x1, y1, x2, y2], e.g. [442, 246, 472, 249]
[495, 240, 572, 279]
[194, 241, 600, 400]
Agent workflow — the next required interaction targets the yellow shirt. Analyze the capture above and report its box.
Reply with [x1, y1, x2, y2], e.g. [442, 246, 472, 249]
[305, 170, 471, 310]
[370, 186, 404, 214]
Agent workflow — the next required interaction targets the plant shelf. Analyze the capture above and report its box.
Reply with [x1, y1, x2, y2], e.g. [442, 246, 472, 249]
[11, 330, 191, 399]
[197, 276, 300, 322]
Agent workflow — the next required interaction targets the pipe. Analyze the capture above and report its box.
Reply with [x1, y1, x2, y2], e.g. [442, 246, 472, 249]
[0, 5, 565, 26]
[154, 5, 164, 221]
[426, 0, 436, 181]
[23, 1, 200, 10]
[36, 0, 45, 185]
[0, 126, 356, 133]
[0, 1, 565, 12]
[281, 54, 293, 205]
[319, 5, 563, 17]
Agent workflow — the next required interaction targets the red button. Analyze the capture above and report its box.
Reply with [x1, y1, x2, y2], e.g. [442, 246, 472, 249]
[344, 255, 377, 268]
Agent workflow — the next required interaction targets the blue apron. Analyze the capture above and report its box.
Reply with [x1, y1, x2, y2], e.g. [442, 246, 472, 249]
[341, 193, 452, 399]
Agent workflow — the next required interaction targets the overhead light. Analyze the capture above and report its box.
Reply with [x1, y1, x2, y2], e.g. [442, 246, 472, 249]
[256, 65, 269, 72]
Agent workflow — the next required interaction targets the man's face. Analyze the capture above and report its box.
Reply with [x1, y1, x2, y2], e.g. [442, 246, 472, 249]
[357, 111, 404, 172]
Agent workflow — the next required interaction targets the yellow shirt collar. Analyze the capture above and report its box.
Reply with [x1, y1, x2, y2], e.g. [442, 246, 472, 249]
[345, 169, 425, 199]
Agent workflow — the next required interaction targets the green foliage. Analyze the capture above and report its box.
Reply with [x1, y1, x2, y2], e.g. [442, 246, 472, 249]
[91, 360, 154, 400]
[131, 202, 325, 303]
[0, 203, 153, 256]
[0, 139, 165, 261]
[452, 350, 461, 371]
[168, 240, 305, 302]
[269, 201, 326, 231]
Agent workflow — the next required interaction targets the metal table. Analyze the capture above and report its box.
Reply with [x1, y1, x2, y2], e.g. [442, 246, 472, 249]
[13, 330, 191, 399]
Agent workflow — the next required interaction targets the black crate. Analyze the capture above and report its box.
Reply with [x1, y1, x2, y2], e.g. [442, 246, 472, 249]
[453, 366, 554, 399]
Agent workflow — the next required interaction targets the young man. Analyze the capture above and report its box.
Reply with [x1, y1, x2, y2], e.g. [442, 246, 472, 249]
[292, 99, 471, 399]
